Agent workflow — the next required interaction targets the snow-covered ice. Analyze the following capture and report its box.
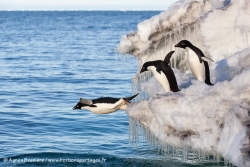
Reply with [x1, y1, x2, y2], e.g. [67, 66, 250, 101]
[128, 49, 250, 166]
[117, 0, 250, 166]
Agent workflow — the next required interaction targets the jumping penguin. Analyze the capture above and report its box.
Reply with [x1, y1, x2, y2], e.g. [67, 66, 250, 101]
[140, 51, 180, 93]
[72, 94, 138, 114]
[175, 40, 214, 85]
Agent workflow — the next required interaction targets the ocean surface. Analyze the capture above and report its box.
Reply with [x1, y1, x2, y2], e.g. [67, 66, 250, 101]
[0, 11, 225, 167]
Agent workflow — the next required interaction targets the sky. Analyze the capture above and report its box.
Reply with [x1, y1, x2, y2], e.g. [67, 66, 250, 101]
[0, 0, 178, 11]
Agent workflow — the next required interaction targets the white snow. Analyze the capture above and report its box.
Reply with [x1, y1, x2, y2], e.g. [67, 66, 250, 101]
[117, 0, 250, 166]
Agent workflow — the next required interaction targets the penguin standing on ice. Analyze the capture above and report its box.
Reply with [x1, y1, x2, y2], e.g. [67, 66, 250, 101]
[72, 94, 138, 114]
[175, 40, 214, 85]
[140, 51, 180, 93]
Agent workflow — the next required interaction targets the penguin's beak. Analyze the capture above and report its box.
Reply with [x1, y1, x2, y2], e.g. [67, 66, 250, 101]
[174, 44, 180, 47]
[175, 43, 184, 49]
[140, 68, 146, 73]
[72, 104, 80, 110]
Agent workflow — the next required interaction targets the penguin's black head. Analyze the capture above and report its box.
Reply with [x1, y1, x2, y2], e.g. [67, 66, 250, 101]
[73, 102, 82, 110]
[73, 102, 89, 110]
[140, 63, 149, 73]
[175, 40, 192, 49]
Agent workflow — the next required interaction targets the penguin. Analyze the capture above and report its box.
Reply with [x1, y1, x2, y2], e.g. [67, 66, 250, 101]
[72, 93, 138, 114]
[140, 51, 180, 93]
[174, 40, 214, 85]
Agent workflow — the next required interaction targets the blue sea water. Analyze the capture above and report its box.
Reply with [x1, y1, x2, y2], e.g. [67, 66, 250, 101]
[0, 11, 225, 167]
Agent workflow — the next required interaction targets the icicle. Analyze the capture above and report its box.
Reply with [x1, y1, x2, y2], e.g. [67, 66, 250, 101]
[245, 31, 249, 48]
[224, 157, 228, 167]
[216, 154, 221, 164]
[169, 32, 173, 53]
[183, 147, 189, 161]
[129, 118, 131, 145]
[158, 143, 161, 154]
[164, 145, 167, 155]
[201, 151, 205, 163]
[154, 44, 157, 60]
[164, 35, 167, 54]
[173, 146, 176, 156]
[131, 118, 134, 146]
[153, 134, 156, 147]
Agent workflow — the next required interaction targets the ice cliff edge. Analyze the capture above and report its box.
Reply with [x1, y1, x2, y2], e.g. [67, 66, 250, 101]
[117, 0, 250, 166]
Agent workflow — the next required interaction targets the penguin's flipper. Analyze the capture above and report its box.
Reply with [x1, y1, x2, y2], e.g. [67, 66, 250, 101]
[156, 67, 162, 74]
[198, 56, 203, 63]
[164, 51, 175, 64]
[201, 56, 214, 62]
[89, 104, 97, 107]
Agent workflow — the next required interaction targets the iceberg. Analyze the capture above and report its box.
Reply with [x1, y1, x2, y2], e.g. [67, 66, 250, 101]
[117, 0, 250, 166]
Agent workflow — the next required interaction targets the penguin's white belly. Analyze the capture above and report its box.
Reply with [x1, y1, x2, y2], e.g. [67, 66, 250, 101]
[85, 99, 126, 114]
[186, 49, 205, 82]
[148, 66, 170, 92]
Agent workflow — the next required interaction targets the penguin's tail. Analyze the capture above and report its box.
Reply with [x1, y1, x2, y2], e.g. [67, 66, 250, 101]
[205, 80, 213, 86]
[172, 88, 180, 92]
[123, 93, 139, 102]
[206, 82, 214, 86]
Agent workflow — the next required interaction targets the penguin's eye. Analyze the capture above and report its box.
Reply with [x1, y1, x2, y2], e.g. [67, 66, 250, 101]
[182, 43, 185, 45]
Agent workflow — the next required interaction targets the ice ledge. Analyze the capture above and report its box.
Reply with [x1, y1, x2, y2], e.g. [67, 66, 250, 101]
[127, 83, 250, 166]
[126, 48, 250, 166]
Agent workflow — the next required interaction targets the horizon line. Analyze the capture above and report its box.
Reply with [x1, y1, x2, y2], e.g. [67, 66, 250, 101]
[0, 9, 164, 12]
